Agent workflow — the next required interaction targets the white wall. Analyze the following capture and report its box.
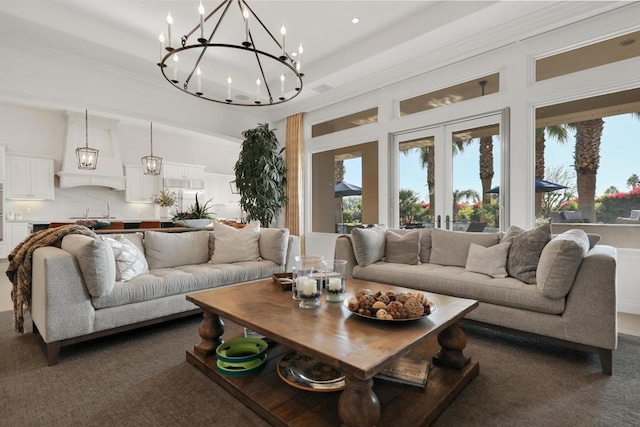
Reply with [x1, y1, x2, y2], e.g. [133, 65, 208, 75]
[300, 5, 640, 311]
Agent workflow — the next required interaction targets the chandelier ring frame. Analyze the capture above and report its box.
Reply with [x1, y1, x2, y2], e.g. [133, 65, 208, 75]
[158, 43, 303, 106]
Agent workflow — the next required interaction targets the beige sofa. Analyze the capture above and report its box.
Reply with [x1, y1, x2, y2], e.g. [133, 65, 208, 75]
[30, 225, 300, 365]
[335, 225, 617, 374]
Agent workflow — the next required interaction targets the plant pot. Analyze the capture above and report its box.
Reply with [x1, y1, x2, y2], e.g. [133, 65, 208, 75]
[159, 206, 172, 219]
[173, 219, 212, 228]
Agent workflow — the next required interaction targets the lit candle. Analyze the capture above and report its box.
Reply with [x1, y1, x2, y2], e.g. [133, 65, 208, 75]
[256, 77, 261, 100]
[198, 2, 205, 40]
[226, 75, 232, 100]
[196, 67, 202, 92]
[158, 33, 165, 61]
[328, 278, 342, 291]
[166, 13, 173, 48]
[297, 43, 303, 71]
[302, 279, 316, 296]
[242, 6, 249, 43]
[280, 73, 285, 96]
[280, 23, 286, 56]
[173, 54, 179, 81]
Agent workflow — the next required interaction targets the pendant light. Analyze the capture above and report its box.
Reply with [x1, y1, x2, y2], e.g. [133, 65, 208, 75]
[141, 122, 162, 175]
[76, 109, 99, 170]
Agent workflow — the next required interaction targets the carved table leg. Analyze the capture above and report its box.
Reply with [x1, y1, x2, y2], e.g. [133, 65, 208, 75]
[194, 311, 224, 358]
[433, 321, 471, 369]
[338, 376, 380, 427]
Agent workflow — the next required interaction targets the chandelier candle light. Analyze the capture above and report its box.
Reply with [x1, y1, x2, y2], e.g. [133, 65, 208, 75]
[76, 109, 99, 170]
[158, 0, 304, 106]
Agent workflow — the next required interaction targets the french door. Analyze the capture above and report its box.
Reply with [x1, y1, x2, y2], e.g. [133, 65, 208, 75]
[392, 110, 508, 231]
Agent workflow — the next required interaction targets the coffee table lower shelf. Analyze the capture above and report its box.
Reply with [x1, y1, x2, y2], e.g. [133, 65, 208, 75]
[186, 338, 479, 427]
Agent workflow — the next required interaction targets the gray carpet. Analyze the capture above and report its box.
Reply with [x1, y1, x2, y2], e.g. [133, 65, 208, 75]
[1, 311, 638, 426]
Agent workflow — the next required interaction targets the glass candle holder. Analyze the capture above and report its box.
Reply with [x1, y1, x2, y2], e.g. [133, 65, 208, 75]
[293, 255, 324, 301]
[298, 275, 322, 308]
[325, 259, 347, 303]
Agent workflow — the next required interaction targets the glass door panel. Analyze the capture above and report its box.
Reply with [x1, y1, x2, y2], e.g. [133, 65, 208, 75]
[445, 114, 503, 232]
[393, 128, 441, 229]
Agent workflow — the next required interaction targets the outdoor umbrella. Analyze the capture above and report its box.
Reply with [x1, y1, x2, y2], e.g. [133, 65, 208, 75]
[335, 181, 362, 197]
[486, 178, 568, 194]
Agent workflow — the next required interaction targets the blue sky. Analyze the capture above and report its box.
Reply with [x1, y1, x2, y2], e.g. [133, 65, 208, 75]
[344, 113, 640, 202]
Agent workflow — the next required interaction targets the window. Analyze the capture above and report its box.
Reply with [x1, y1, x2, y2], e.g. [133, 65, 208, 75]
[399, 73, 499, 116]
[311, 108, 378, 138]
[534, 88, 640, 224]
[311, 141, 378, 233]
[536, 30, 640, 82]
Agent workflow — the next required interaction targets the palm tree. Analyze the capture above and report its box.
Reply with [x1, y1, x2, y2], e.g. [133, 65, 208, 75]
[573, 118, 604, 222]
[603, 186, 619, 196]
[626, 174, 639, 190]
[535, 125, 568, 216]
[479, 136, 494, 206]
[453, 188, 480, 220]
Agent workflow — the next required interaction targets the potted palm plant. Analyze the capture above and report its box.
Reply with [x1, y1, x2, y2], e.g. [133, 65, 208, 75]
[172, 194, 215, 228]
[234, 123, 287, 227]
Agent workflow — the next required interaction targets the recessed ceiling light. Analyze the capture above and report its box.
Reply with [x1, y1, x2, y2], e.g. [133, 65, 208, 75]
[619, 38, 636, 47]
[351, 17, 359, 24]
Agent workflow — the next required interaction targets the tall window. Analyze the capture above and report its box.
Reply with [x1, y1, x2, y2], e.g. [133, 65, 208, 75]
[311, 141, 378, 233]
[534, 88, 640, 224]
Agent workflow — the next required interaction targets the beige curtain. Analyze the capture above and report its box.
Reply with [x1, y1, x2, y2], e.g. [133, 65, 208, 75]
[285, 113, 304, 251]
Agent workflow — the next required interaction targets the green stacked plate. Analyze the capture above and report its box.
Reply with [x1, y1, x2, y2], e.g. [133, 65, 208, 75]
[215, 337, 268, 376]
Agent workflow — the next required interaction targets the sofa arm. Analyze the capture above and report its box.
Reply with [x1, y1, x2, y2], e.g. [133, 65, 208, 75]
[335, 235, 358, 279]
[285, 235, 301, 272]
[562, 245, 617, 350]
[31, 246, 96, 343]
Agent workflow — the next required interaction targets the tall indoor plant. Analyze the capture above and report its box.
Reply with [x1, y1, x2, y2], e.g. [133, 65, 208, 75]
[234, 123, 287, 227]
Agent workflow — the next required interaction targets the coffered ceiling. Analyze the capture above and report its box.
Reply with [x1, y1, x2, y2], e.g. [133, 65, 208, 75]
[0, 1, 632, 122]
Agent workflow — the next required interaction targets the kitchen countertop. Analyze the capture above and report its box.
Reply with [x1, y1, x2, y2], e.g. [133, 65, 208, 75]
[14, 219, 169, 225]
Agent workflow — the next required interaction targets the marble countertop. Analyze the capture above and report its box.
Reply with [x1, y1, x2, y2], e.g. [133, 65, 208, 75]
[10, 219, 170, 225]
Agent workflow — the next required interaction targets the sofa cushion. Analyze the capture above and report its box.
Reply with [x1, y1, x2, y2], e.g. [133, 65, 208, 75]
[259, 228, 290, 265]
[144, 230, 210, 269]
[384, 230, 420, 265]
[502, 223, 552, 284]
[92, 260, 284, 309]
[210, 221, 261, 264]
[352, 262, 565, 315]
[102, 235, 149, 281]
[108, 232, 145, 255]
[465, 242, 511, 278]
[388, 227, 431, 263]
[351, 225, 387, 267]
[62, 234, 116, 297]
[586, 233, 600, 249]
[536, 229, 589, 299]
[429, 228, 500, 267]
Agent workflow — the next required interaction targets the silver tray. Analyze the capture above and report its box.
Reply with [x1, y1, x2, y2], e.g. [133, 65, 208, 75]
[277, 351, 345, 392]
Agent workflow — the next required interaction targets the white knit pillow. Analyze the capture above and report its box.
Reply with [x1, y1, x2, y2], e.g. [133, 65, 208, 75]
[209, 221, 261, 264]
[103, 235, 149, 281]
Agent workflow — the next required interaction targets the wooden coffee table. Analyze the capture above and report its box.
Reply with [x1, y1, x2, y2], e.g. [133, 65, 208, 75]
[186, 278, 479, 427]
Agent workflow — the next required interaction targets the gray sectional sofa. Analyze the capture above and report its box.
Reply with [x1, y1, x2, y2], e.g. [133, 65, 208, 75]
[335, 225, 617, 374]
[30, 225, 300, 365]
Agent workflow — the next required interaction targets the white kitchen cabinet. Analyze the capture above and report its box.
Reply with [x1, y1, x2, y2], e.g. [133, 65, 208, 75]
[204, 173, 241, 204]
[125, 165, 159, 203]
[7, 222, 31, 254]
[162, 162, 205, 181]
[7, 155, 55, 200]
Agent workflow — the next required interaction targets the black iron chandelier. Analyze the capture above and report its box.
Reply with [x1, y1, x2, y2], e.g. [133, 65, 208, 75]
[158, 0, 304, 106]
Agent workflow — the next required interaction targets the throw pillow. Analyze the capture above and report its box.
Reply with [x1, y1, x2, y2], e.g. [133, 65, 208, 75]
[209, 221, 261, 264]
[103, 235, 149, 281]
[429, 228, 500, 267]
[501, 223, 552, 284]
[465, 242, 511, 278]
[419, 228, 433, 263]
[536, 229, 590, 299]
[259, 228, 290, 265]
[351, 225, 387, 267]
[384, 230, 420, 265]
[61, 234, 116, 297]
[144, 230, 210, 269]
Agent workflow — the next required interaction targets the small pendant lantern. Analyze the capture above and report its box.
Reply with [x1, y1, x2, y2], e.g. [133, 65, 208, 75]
[76, 109, 99, 170]
[141, 121, 162, 175]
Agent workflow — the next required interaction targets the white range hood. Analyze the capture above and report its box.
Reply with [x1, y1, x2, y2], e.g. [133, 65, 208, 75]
[57, 111, 126, 190]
